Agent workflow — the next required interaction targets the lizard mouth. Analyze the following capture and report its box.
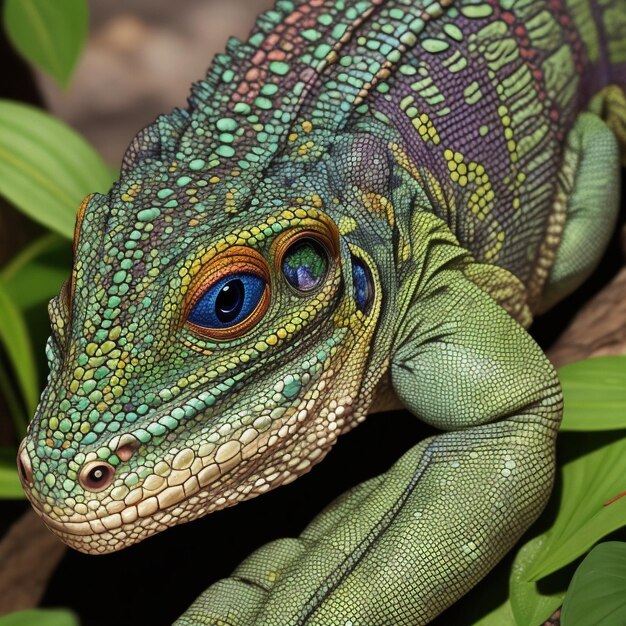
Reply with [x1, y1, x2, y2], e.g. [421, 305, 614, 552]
[30, 473, 232, 554]
[25, 356, 366, 555]
[32, 438, 326, 554]
[30, 438, 269, 554]
[28, 398, 347, 554]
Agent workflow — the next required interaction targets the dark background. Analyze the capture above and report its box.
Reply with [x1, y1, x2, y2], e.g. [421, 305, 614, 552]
[0, 2, 625, 624]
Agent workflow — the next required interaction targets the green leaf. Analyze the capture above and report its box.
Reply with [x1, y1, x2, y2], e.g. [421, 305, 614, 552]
[0, 609, 78, 626]
[509, 536, 565, 626]
[0, 448, 24, 499]
[0, 99, 114, 238]
[561, 542, 626, 626]
[559, 357, 626, 431]
[0, 359, 27, 441]
[0, 277, 39, 419]
[3, 0, 88, 88]
[525, 432, 626, 582]
[471, 599, 516, 626]
[2, 234, 71, 310]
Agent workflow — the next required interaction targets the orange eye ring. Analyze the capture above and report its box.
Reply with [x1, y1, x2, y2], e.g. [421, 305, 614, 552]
[273, 220, 340, 295]
[184, 247, 271, 341]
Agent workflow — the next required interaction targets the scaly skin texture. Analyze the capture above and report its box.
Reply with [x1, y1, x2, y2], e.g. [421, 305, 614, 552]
[18, 0, 626, 623]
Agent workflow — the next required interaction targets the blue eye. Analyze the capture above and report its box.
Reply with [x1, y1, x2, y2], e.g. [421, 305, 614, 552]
[188, 273, 267, 330]
[352, 255, 373, 314]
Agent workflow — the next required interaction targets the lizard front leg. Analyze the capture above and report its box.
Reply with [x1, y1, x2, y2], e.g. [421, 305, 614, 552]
[177, 226, 562, 625]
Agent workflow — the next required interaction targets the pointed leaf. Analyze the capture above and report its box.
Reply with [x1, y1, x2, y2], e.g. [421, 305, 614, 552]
[525, 432, 626, 582]
[471, 600, 516, 626]
[0, 277, 39, 416]
[3, 0, 88, 88]
[561, 542, 626, 626]
[2, 234, 71, 310]
[0, 99, 114, 238]
[0, 609, 78, 626]
[0, 448, 23, 499]
[509, 536, 565, 626]
[559, 357, 626, 431]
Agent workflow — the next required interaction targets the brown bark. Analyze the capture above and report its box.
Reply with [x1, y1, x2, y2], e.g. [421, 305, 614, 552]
[548, 265, 626, 367]
[0, 509, 65, 616]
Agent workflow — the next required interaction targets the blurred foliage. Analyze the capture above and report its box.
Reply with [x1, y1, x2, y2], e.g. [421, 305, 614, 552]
[3, 0, 87, 89]
[0, 278, 38, 434]
[0, 609, 79, 626]
[0, 99, 114, 238]
[0, 1, 625, 625]
[0, 2, 92, 623]
[0, 448, 25, 499]
[558, 356, 626, 430]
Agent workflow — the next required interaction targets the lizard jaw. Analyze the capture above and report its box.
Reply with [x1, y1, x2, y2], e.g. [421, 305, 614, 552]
[27, 394, 358, 555]
[32, 436, 335, 555]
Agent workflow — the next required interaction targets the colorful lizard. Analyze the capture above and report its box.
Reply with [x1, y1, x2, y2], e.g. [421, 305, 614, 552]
[17, 0, 626, 623]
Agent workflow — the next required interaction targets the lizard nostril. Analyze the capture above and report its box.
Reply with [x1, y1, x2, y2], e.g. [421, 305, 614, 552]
[79, 461, 115, 492]
[116, 441, 139, 462]
[17, 442, 33, 484]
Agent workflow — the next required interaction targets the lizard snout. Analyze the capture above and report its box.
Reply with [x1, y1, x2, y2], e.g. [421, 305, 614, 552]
[17, 440, 33, 485]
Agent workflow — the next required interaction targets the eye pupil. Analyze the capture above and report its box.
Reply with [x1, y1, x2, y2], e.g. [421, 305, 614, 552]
[80, 461, 116, 492]
[188, 271, 267, 333]
[216, 279, 244, 323]
[89, 467, 106, 482]
[282, 239, 328, 291]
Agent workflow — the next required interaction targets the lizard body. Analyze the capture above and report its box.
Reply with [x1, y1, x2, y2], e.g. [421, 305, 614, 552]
[18, 0, 626, 623]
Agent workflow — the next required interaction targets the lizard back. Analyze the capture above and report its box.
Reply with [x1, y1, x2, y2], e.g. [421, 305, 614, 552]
[118, 0, 626, 306]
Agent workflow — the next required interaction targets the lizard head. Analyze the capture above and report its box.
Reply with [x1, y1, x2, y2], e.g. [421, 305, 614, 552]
[17, 110, 393, 553]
